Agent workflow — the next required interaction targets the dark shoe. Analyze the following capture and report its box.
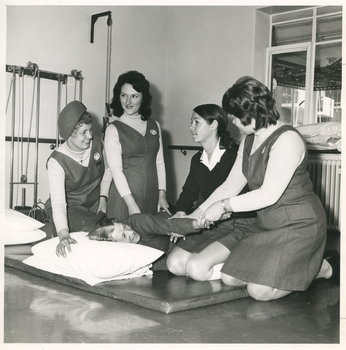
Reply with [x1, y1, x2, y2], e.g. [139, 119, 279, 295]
[323, 250, 340, 285]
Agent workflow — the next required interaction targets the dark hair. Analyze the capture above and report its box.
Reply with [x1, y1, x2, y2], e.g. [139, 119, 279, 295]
[193, 104, 235, 149]
[222, 76, 280, 131]
[110, 70, 152, 120]
[193, 104, 228, 137]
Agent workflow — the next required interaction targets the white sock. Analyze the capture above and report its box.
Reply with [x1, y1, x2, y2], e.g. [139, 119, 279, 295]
[208, 263, 224, 280]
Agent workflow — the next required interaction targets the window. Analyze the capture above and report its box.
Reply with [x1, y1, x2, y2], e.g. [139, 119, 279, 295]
[266, 6, 342, 126]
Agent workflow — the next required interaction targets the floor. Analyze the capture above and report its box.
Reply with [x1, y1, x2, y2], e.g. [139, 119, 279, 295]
[3, 232, 341, 344]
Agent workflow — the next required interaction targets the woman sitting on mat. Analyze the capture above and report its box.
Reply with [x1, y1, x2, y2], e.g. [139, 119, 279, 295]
[180, 76, 339, 300]
[44, 101, 111, 258]
[167, 104, 256, 278]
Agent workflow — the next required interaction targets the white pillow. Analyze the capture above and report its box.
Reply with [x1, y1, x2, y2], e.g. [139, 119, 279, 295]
[5, 229, 46, 245]
[25, 232, 164, 285]
[5, 209, 44, 232]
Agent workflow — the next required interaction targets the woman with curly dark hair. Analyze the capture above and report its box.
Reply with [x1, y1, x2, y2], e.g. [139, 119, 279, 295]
[105, 71, 170, 221]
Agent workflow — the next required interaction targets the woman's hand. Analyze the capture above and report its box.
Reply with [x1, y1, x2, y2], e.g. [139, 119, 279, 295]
[171, 211, 187, 219]
[157, 189, 171, 215]
[56, 229, 77, 258]
[97, 196, 107, 213]
[128, 203, 141, 216]
[169, 232, 186, 243]
[123, 194, 141, 215]
[185, 207, 203, 220]
[204, 199, 233, 224]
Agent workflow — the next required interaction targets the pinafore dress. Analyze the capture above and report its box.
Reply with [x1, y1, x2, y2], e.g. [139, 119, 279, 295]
[107, 118, 160, 221]
[45, 136, 105, 233]
[221, 125, 327, 291]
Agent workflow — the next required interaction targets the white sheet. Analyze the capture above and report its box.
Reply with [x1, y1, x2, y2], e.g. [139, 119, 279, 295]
[23, 255, 153, 286]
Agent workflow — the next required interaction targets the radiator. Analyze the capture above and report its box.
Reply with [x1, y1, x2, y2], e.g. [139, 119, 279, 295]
[307, 153, 341, 232]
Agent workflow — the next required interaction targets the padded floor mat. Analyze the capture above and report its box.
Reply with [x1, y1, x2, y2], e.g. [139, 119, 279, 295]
[5, 252, 248, 314]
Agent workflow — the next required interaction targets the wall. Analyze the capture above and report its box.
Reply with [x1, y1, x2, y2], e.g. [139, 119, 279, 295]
[4, 5, 264, 209]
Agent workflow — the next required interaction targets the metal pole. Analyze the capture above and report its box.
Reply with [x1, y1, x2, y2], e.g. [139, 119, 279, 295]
[9, 68, 16, 209]
[105, 13, 112, 113]
[56, 75, 61, 148]
[34, 71, 40, 206]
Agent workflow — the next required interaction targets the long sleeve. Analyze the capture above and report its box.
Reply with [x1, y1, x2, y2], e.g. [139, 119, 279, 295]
[229, 130, 305, 212]
[176, 157, 200, 213]
[47, 158, 69, 233]
[123, 212, 199, 236]
[99, 149, 112, 197]
[199, 146, 247, 212]
[200, 130, 306, 213]
[156, 121, 166, 191]
[104, 123, 132, 197]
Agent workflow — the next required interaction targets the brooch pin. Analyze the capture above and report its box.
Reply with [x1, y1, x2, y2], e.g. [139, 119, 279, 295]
[150, 129, 157, 135]
[94, 152, 102, 166]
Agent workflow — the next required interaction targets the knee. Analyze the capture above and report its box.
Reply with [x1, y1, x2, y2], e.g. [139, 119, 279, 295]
[185, 257, 209, 281]
[247, 284, 273, 301]
[221, 274, 246, 287]
[166, 252, 186, 276]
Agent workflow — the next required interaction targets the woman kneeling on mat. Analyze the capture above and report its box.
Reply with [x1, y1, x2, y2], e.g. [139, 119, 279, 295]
[44, 101, 111, 258]
[173, 76, 339, 301]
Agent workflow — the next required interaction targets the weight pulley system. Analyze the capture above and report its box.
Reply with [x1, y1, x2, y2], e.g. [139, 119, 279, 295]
[5, 62, 84, 218]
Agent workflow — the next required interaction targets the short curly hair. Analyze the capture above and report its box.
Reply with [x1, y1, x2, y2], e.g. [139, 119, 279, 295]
[110, 70, 152, 120]
[222, 76, 279, 131]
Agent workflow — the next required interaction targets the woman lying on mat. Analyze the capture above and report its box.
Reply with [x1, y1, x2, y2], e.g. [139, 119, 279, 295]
[167, 104, 256, 278]
[87, 212, 203, 251]
[174, 76, 339, 300]
[44, 101, 111, 258]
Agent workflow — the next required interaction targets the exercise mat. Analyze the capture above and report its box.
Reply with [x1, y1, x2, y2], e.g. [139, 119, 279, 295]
[4, 252, 248, 314]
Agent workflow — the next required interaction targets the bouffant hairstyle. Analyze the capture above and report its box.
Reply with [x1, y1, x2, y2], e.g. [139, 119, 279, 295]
[110, 70, 152, 120]
[222, 76, 280, 131]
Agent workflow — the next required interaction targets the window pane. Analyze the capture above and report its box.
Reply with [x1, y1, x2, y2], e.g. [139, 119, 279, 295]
[316, 14, 342, 42]
[317, 6, 342, 16]
[313, 42, 342, 123]
[272, 19, 312, 46]
[271, 51, 307, 126]
[272, 8, 313, 23]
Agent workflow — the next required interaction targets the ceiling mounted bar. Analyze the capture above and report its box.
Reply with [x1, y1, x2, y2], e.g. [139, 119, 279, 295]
[6, 64, 69, 84]
[90, 11, 112, 43]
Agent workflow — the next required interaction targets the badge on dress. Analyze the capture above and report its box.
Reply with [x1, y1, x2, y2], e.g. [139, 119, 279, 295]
[150, 129, 157, 135]
[94, 152, 102, 166]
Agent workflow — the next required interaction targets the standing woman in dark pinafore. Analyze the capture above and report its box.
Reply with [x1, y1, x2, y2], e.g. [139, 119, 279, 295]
[105, 71, 170, 222]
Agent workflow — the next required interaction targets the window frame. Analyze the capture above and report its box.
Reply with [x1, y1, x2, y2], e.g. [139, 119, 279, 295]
[265, 6, 342, 126]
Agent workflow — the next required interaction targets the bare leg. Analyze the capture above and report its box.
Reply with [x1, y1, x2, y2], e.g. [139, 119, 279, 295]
[315, 259, 332, 279]
[185, 241, 231, 281]
[166, 246, 192, 276]
[222, 274, 292, 301]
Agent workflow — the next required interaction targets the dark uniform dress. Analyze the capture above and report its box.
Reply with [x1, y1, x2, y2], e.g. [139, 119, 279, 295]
[175, 147, 256, 254]
[123, 212, 200, 252]
[107, 119, 160, 221]
[45, 136, 105, 234]
[221, 125, 327, 291]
